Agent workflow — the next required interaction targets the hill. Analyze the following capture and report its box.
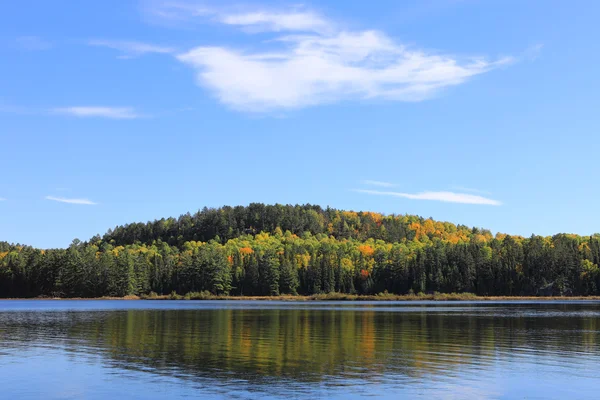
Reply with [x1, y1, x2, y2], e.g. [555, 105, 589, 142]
[1, 203, 598, 298]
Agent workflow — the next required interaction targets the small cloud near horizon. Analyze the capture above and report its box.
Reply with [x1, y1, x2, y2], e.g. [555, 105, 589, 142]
[52, 106, 142, 119]
[354, 188, 501, 206]
[0, 104, 194, 120]
[45, 196, 97, 205]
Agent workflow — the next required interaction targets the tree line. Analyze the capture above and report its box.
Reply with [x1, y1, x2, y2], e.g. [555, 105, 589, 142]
[1, 203, 599, 298]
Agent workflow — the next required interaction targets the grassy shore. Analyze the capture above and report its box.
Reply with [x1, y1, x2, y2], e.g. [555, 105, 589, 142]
[6, 292, 600, 301]
[141, 292, 600, 301]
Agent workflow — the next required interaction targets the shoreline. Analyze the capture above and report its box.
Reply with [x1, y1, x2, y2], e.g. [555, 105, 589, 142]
[2, 293, 600, 301]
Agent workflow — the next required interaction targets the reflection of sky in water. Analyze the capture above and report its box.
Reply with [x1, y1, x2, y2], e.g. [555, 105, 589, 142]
[0, 351, 507, 400]
[1, 300, 600, 399]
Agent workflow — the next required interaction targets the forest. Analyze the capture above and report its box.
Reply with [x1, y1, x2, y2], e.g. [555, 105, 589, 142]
[1, 203, 599, 298]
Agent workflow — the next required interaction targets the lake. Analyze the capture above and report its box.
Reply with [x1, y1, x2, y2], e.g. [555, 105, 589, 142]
[0, 300, 599, 399]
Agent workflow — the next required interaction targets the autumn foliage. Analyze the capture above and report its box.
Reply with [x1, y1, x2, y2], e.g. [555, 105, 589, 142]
[0, 203, 599, 298]
[358, 245, 375, 257]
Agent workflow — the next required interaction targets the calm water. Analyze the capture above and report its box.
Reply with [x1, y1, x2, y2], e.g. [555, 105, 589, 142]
[1, 300, 599, 399]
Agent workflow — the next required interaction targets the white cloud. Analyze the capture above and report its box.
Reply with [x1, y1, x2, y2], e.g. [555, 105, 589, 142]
[354, 189, 501, 206]
[0, 197, 6, 201]
[88, 39, 174, 58]
[53, 107, 141, 119]
[450, 186, 492, 195]
[145, 2, 332, 33]
[143, 1, 214, 22]
[45, 196, 97, 205]
[139, 2, 517, 111]
[219, 11, 331, 33]
[174, 8, 513, 111]
[361, 180, 397, 188]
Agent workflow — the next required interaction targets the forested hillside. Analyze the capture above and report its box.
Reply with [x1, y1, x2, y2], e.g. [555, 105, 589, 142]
[1, 203, 599, 298]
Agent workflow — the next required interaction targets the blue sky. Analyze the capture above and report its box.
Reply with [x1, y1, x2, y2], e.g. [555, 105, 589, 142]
[1, 0, 599, 248]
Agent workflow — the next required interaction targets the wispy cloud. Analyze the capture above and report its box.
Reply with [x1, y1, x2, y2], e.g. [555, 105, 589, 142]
[45, 196, 97, 205]
[169, 4, 514, 111]
[142, 1, 213, 23]
[450, 186, 492, 195]
[354, 189, 501, 206]
[361, 180, 397, 188]
[145, 2, 332, 33]
[0, 197, 6, 201]
[523, 43, 543, 62]
[219, 10, 331, 34]
[88, 39, 174, 58]
[15, 36, 53, 51]
[1, 104, 173, 119]
[52, 106, 142, 119]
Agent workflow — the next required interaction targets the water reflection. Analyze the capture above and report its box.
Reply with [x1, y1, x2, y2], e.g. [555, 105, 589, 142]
[1, 301, 600, 399]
